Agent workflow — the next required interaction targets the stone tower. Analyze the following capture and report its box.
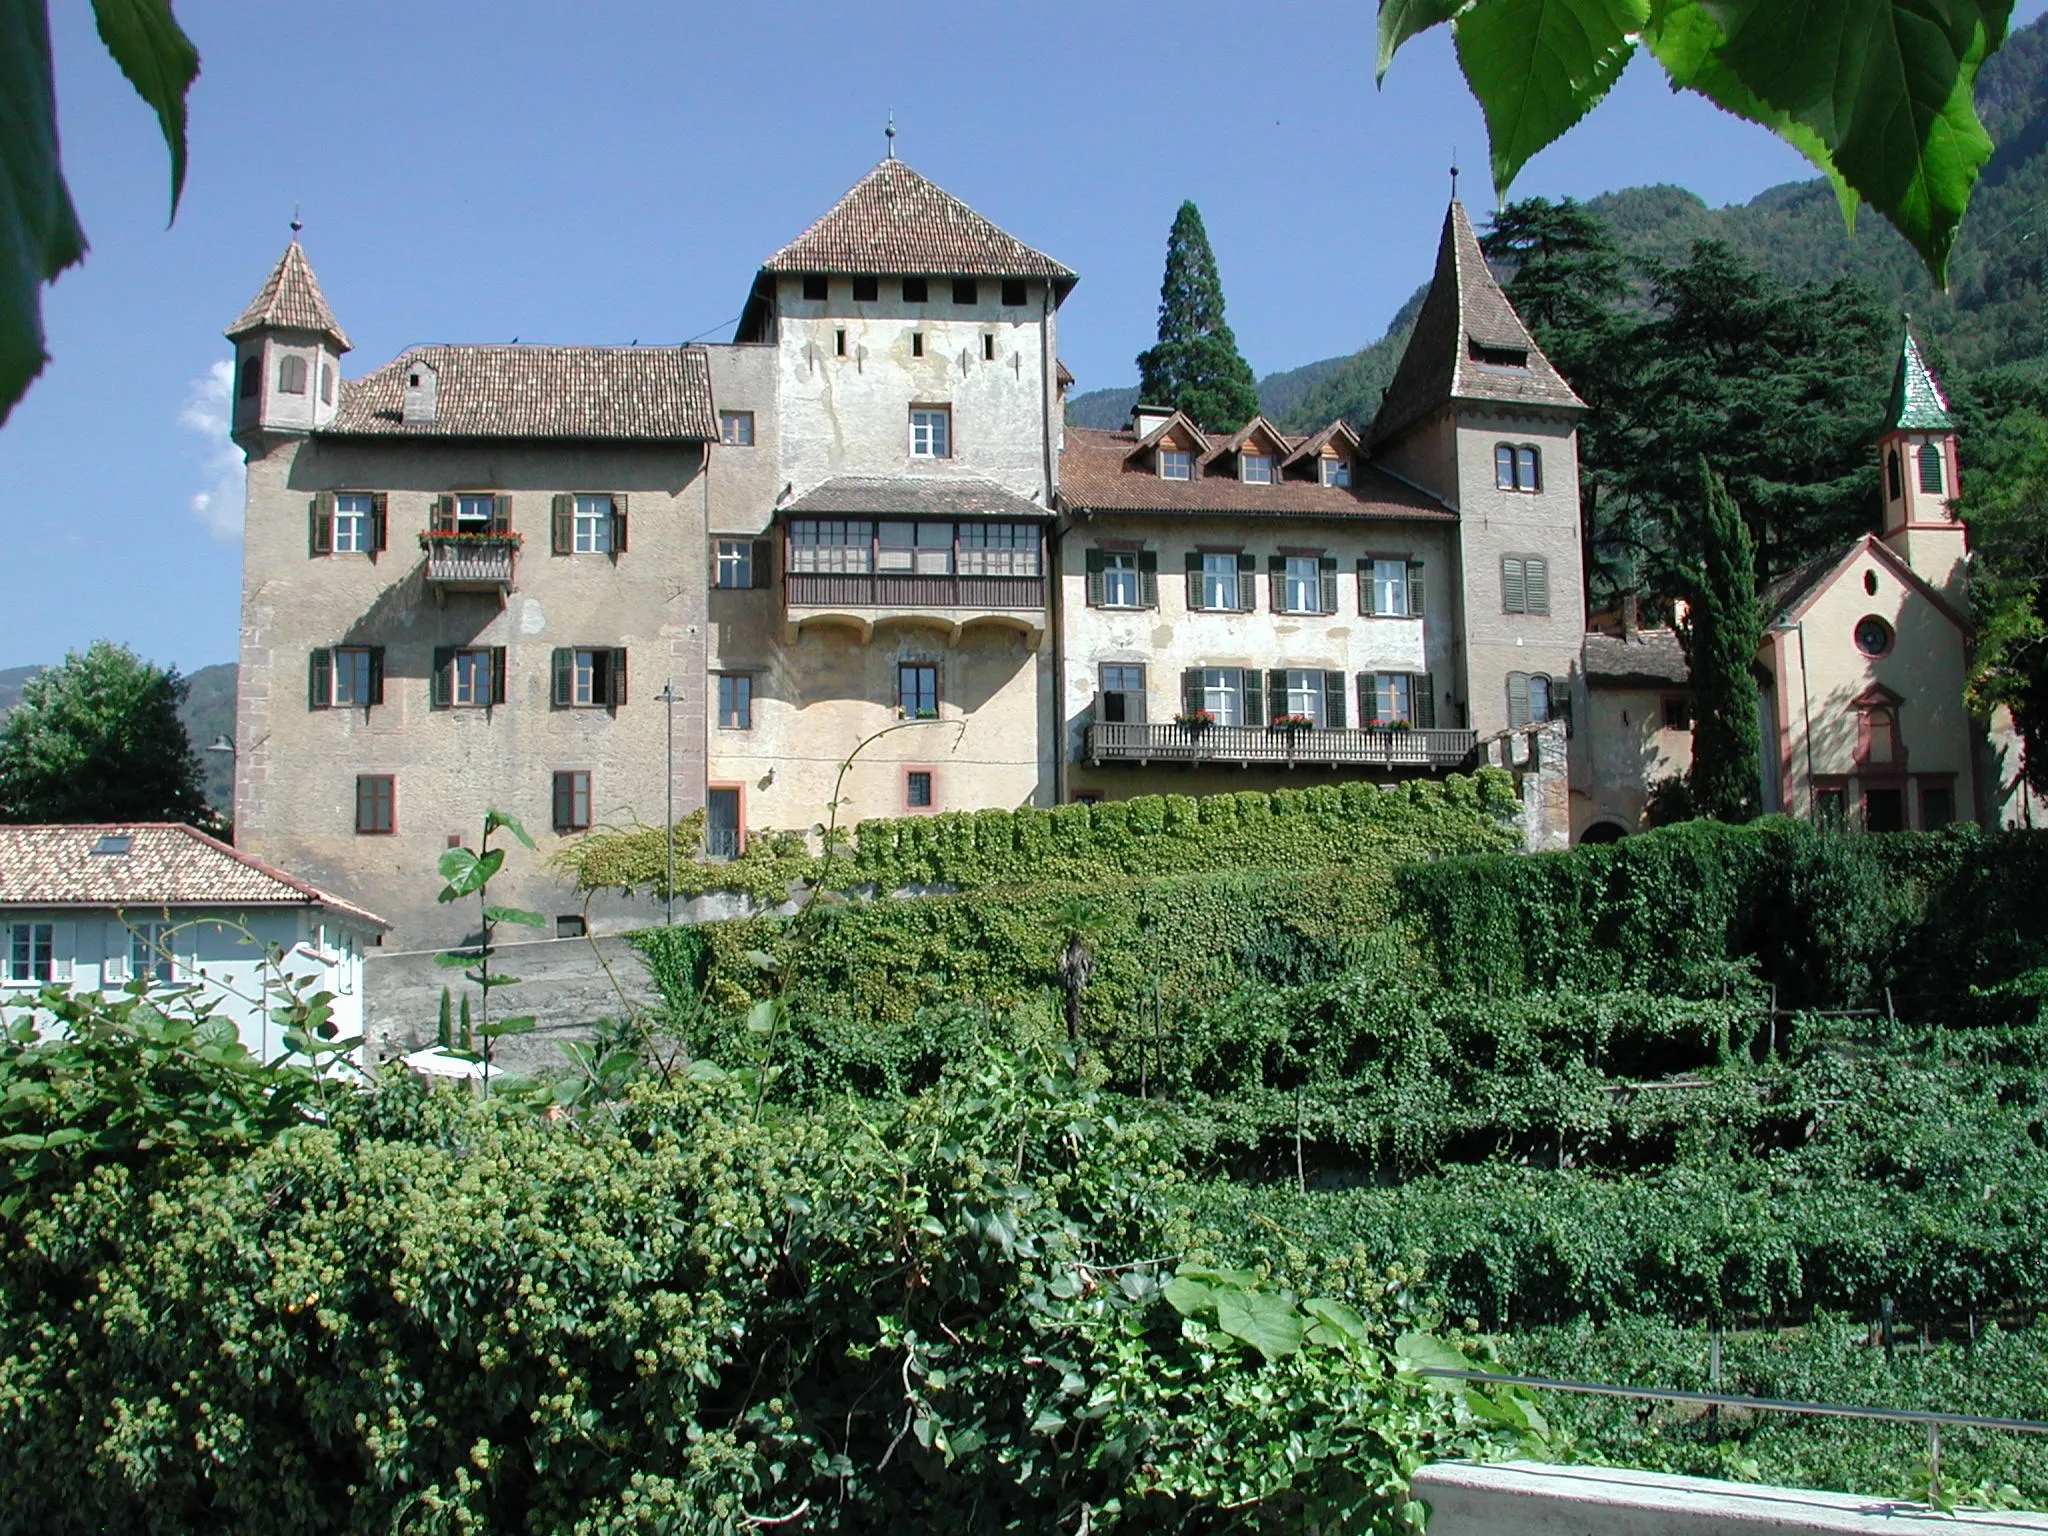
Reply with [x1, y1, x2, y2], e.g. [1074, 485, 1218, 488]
[225, 234, 350, 441]
[1878, 326, 1967, 604]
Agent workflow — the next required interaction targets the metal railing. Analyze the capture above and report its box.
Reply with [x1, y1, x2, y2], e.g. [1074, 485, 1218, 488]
[785, 570, 1046, 610]
[704, 827, 742, 861]
[1086, 721, 1477, 770]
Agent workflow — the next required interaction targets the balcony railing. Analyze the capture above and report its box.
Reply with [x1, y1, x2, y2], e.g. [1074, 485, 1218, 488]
[421, 532, 519, 594]
[1085, 721, 1478, 771]
[786, 570, 1046, 610]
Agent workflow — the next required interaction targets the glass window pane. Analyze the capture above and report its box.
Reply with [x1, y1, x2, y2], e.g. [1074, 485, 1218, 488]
[574, 494, 613, 554]
[1496, 445, 1516, 490]
[1285, 556, 1319, 612]
[1200, 668, 1243, 726]
[1528, 674, 1551, 722]
[1201, 552, 1239, 610]
[1374, 559, 1409, 617]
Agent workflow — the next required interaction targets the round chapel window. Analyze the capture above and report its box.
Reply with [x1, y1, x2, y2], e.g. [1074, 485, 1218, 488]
[1855, 616, 1894, 657]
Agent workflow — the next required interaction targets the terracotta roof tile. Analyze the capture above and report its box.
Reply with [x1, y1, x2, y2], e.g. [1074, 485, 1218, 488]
[761, 159, 1075, 284]
[0, 824, 387, 928]
[783, 476, 1049, 520]
[225, 239, 351, 351]
[1370, 200, 1583, 448]
[326, 345, 716, 440]
[1060, 427, 1454, 520]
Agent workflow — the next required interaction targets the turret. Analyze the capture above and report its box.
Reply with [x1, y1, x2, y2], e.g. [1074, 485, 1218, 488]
[1878, 325, 1967, 603]
[224, 230, 350, 441]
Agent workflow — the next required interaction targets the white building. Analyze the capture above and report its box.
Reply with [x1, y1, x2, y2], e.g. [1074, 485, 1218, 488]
[0, 824, 388, 1061]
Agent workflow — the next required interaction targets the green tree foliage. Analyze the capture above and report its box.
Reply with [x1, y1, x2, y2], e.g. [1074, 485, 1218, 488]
[1954, 406, 2048, 791]
[1683, 462, 1765, 823]
[1378, 0, 2017, 288]
[0, 640, 213, 826]
[1134, 201, 1260, 432]
[2, 0, 199, 425]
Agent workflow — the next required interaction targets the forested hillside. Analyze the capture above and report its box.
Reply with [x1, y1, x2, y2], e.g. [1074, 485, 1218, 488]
[1069, 12, 2048, 436]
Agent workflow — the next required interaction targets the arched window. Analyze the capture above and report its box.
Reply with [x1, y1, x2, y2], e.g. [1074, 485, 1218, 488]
[319, 362, 334, 404]
[238, 356, 259, 399]
[1917, 441, 1944, 495]
[1495, 443, 1542, 492]
[1886, 447, 1901, 500]
[1862, 707, 1899, 764]
[1507, 671, 1555, 726]
[277, 354, 308, 395]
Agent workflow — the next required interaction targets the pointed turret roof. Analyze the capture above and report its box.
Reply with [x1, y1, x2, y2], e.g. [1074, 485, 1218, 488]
[224, 239, 350, 351]
[1885, 327, 1954, 432]
[759, 158, 1075, 285]
[1368, 199, 1582, 448]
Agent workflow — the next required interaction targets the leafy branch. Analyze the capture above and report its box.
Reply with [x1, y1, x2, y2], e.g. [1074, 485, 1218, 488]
[434, 809, 546, 1088]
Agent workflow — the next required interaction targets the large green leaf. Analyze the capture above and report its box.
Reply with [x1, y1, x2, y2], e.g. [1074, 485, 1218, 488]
[1214, 1287, 1305, 1362]
[88, 0, 198, 218]
[1699, 0, 2013, 285]
[0, 0, 87, 425]
[1454, 0, 1651, 195]
[1378, 0, 1468, 80]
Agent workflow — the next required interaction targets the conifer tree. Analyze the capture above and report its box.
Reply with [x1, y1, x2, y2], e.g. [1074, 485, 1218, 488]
[1682, 459, 1764, 823]
[1135, 202, 1259, 433]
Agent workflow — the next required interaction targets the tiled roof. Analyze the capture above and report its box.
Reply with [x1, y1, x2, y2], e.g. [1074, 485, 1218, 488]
[326, 345, 717, 440]
[1583, 630, 1690, 686]
[1369, 200, 1584, 448]
[782, 476, 1050, 520]
[1060, 426, 1455, 520]
[760, 158, 1076, 284]
[1760, 546, 1846, 628]
[224, 239, 351, 351]
[1886, 328, 1955, 432]
[1764, 534, 1969, 634]
[0, 824, 387, 929]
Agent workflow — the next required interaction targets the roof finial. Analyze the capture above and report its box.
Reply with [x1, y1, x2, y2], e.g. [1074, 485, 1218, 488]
[290, 203, 302, 236]
[1449, 151, 1459, 201]
[885, 110, 896, 158]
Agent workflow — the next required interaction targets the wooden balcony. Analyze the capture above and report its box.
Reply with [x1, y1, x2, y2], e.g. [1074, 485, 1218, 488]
[421, 533, 520, 603]
[1085, 721, 1478, 771]
[784, 570, 1047, 647]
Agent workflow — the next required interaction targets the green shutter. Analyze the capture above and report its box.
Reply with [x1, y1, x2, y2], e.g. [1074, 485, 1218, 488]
[1323, 669, 1346, 729]
[367, 647, 386, 707]
[1182, 669, 1201, 717]
[1525, 557, 1550, 615]
[1507, 672, 1530, 727]
[1358, 557, 1375, 615]
[1243, 668, 1264, 725]
[431, 648, 453, 709]
[1085, 548, 1105, 607]
[1501, 557, 1526, 614]
[1359, 673, 1378, 725]
[1237, 551, 1256, 610]
[1269, 554, 1287, 613]
[1319, 557, 1338, 615]
[610, 649, 629, 708]
[431, 495, 453, 533]
[1407, 560, 1426, 618]
[1138, 549, 1158, 607]
[1268, 669, 1288, 724]
[307, 649, 332, 710]
[551, 648, 573, 708]
[612, 494, 628, 556]
[552, 494, 573, 554]
[1416, 672, 1437, 728]
[1185, 551, 1203, 609]
[490, 647, 508, 706]
[310, 494, 334, 556]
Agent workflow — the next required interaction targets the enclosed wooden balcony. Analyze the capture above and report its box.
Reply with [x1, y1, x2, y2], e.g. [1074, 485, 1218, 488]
[1084, 720, 1478, 771]
[421, 532, 519, 602]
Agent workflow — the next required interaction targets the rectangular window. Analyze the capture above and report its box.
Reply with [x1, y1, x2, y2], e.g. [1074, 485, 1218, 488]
[905, 769, 934, 809]
[788, 519, 874, 573]
[1373, 673, 1414, 725]
[879, 520, 954, 574]
[957, 521, 1040, 576]
[1200, 551, 1241, 611]
[717, 673, 753, 730]
[802, 274, 829, 301]
[1662, 696, 1693, 731]
[1240, 453, 1274, 484]
[553, 647, 627, 708]
[130, 921, 174, 985]
[899, 663, 939, 718]
[1159, 449, 1191, 480]
[1921, 781, 1955, 830]
[330, 646, 376, 707]
[1281, 669, 1326, 726]
[1282, 555, 1322, 614]
[6, 922, 53, 984]
[572, 494, 614, 555]
[334, 493, 374, 553]
[902, 277, 928, 303]
[1198, 668, 1245, 726]
[1099, 663, 1146, 724]
[835, 329, 848, 357]
[1101, 551, 1140, 607]
[719, 411, 755, 446]
[1816, 785, 1848, 829]
[1864, 785, 1905, 833]
[451, 647, 493, 708]
[556, 915, 588, 939]
[1321, 457, 1351, 488]
[552, 770, 592, 833]
[1374, 559, 1410, 618]
[910, 407, 951, 459]
[852, 275, 879, 303]
[715, 537, 759, 588]
[1001, 279, 1027, 307]
[911, 332, 925, 358]
[1501, 555, 1550, 615]
[455, 493, 499, 533]
[983, 334, 996, 362]
[953, 278, 978, 305]
[706, 786, 743, 859]
[355, 775, 395, 835]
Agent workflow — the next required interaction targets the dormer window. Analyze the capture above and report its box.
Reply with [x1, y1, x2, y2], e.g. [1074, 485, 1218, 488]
[1321, 456, 1351, 488]
[1240, 453, 1274, 485]
[1469, 340, 1529, 368]
[1160, 449, 1191, 481]
[277, 355, 308, 395]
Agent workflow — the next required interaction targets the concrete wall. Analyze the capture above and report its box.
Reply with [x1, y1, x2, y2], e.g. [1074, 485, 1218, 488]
[235, 433, 710, 950]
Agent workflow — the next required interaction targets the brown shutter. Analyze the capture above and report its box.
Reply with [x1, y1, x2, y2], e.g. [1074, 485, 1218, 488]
[1242, 667, 1263, 725]
[432, 494, 455, 533]
[552, 494, 573, 555]
[370, 493, 389, 555]
[308, 649, 332, 710]
[1319, 557, 1338, 615]
[611, 493, 628, 556]
[1139, 549, 1158, 607]
[490, 647, 508, 706]
[1237, 551, 1256, 611]
[1407, 560, 1426, 618]
[1359, 673, 1378, 726]
[310, 494, 334, 556]
[491, 494, 512, 534]
[609, 648, 629, 708]
[367, 647, 386, 707]
[430, 647, 453, 709]
[551, 648, 573, 707]
[1323, 669, 1346, 729]
[1358, 557, 1375, 616]
[1085, 548, 1105, 607]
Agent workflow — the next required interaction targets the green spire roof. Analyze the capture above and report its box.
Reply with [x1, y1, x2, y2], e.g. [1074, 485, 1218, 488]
[1886, 328, 1954, 432]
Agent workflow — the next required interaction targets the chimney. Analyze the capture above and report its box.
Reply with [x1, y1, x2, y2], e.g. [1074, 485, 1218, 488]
[402, 357, 438, 426]
[1130, 402, 1172, 439]
[1621, 592, 1640, 639]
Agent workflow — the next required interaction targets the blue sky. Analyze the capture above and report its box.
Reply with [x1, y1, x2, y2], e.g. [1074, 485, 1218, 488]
[3, 0, 2038, 672]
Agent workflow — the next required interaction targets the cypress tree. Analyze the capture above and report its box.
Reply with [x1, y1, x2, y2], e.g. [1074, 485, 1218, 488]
[1134, 201, 1259, 433]
[1683, 458, 1764, 822]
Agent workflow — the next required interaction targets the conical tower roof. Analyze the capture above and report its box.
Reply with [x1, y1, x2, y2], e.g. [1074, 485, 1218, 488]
[1885, 326, 1954, 432]
[1369, 199, 1581, 448]
[224, 239, 350, 351]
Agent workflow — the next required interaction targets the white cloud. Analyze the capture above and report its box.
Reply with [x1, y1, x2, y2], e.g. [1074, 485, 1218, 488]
[181, 360, 245, 542]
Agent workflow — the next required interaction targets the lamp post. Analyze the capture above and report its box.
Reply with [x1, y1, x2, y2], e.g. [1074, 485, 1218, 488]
[657, 681, 675, 926]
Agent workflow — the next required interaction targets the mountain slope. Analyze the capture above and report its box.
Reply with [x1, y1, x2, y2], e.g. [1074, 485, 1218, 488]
[0, 661, 237, 816]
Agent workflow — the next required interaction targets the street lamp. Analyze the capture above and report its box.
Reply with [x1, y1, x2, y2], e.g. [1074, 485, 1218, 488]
[656, 681, 676, 926]
[206, 734, 236, 758]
